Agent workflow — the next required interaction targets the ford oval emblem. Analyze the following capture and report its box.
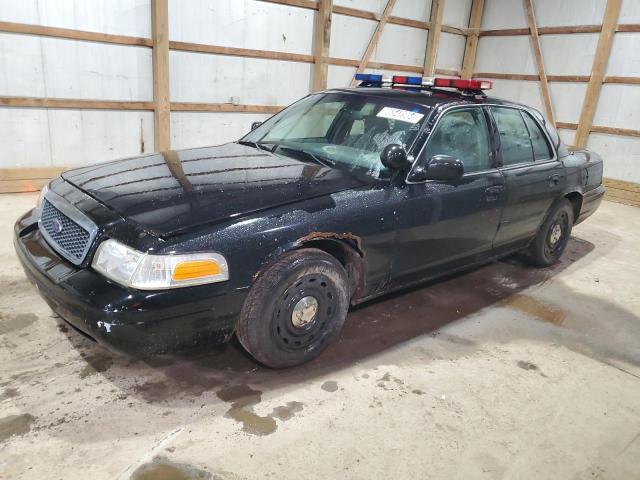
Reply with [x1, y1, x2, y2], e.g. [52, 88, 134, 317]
[51, 219, 64, 234]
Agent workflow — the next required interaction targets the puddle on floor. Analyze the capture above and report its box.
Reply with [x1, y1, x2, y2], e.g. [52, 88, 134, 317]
[216, 384, 303, 436]
[130, 456, 212, 480]
[0, 413, 35, 442]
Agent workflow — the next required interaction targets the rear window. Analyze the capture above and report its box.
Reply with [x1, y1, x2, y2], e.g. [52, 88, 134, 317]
[522, 112, 553, 160]
[491, 107, 533, 166]
[491, 107, 554, 166]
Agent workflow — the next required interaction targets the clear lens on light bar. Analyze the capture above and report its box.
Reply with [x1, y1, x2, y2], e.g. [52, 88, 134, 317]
[92, 239, 229, 290]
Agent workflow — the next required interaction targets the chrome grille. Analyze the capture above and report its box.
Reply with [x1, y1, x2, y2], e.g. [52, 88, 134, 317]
[39, 198, 96, 264]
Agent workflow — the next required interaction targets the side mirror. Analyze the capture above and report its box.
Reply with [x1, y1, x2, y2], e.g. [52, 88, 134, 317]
[380, 144, 410, 170]
[251, 121, 263, 131]
[425, 155, 464, 181]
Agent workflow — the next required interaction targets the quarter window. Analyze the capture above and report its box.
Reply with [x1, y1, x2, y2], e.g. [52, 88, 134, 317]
[522, 112, 553, 160]
[490, 107, 533, 166]
[422, 108, 490, 173]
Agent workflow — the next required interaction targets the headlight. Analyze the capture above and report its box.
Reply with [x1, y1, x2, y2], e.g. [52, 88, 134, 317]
[37, 183, 49, 211]
[92, 239, 229, 290]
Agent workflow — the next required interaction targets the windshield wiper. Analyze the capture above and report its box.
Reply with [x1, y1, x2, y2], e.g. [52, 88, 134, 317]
[237, 140, 272, 152]
[275, 145, 336, 168]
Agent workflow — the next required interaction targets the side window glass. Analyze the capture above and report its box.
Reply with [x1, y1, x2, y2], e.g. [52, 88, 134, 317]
[422, 108, 490, 173]
[491, 107, 533, 166]
[522, 112, 553, 160]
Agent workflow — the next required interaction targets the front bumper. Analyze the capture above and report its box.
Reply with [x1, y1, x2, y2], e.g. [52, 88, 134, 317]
[14, 210, 246, 356]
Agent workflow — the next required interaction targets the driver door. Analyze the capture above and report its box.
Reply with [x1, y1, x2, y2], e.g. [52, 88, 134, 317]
[390, 106, 506, 286]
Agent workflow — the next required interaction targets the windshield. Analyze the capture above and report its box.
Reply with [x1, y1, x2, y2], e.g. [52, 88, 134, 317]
[240, 93, 429, 179]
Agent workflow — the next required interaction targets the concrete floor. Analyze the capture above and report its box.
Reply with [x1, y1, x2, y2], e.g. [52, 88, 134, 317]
[1, 193, 639, 480]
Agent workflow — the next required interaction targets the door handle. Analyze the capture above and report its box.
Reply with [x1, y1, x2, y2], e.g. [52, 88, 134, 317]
[548, 174, 560, 187]
[485, 185, 505, 202]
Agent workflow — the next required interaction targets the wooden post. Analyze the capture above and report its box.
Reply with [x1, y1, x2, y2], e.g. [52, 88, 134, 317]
[312, 0, 332, 91]
[349, 0, 397, 86]
[423, 0, 445, 76]
[151, 0, 170, 152]
[523, 0, 555, 126]
[461, 0, 484, 79]
[574, 0, 622, 148]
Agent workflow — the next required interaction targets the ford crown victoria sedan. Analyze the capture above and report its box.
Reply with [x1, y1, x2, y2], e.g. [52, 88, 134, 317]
[14, 75, 605, 368]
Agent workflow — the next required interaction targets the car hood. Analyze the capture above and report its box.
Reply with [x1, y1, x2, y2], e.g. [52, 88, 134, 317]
[62, 143, 371, 237]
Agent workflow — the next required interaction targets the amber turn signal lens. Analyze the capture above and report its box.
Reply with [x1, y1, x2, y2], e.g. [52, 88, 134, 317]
[172, 260, 221, 281]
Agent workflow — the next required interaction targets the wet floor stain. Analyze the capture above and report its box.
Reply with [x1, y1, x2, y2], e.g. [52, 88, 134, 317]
[517, 360, 548, 378]
[503, 294, 567, 326]
[78, 351, 114, 379]
[216, 385, 303, 436]
[0, 313, 38, 335]
[133, 381, 170, 403]
[321, 380, 338, 392]
[130, 456, 212, 480]
[270, 401, 304, 421]
[0, 413, 35, 442]
[0, 387, 19, 401]
[517, 361, 539, 371]
[226, 407, 277, 436]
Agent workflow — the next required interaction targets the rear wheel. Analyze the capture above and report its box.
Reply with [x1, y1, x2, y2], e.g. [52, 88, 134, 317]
[528, 199, 574, 267]
[237, 249, 349, 368]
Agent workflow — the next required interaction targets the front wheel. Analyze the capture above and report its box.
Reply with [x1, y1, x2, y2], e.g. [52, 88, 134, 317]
[236, 248, 350, 368]
[528, 199, 574, 267]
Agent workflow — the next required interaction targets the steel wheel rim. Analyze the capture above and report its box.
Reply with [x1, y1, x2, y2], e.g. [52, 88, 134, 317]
[544, 210, 569, 259]
[271, 273, 337, 352]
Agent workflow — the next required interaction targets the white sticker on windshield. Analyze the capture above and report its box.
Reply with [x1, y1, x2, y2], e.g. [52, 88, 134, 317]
[376, 107, 424, 124]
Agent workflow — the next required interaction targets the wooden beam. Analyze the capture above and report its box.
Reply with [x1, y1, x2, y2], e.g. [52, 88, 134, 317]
[0, 96, 154, 110]
[171, 103, 283, 113]
[0, 21, 152, 47]
[604, 178, 640, 207]
[554, 122, 640, 139]
[616, 24, 640, 32]
[330, 56, 422, 73]
[389, 16, 430, 30]
[480, 25, 607, 36]
[151, 0, 171, 152]
[604, 76, 640, 85]
[435, 67, 461, 77]
[441, 25, 466, 35]
[523, 0, 555, 126]
[423, 0, 445, 76]
[461, 0, 484, 79]
[473, 72, 540, 81]
[349, 0, 397, 86]
[474, 72, 640, 85]
[257, 0, 318, 10]
[546, 75, 591, 82]
[170, 41, 314, 63]
[0, 167, 66, 194]
[540, 25, 601, 34]
[0, 167, 65, 181]
[574, 0, 622, 148]
[312, 0, 332, 91]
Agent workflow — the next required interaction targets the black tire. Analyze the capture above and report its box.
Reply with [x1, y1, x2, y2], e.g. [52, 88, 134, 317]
[528, 198, 574, 267]
[236, 248, 350, 368]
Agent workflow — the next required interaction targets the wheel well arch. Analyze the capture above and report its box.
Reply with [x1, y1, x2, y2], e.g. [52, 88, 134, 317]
[564, 191, 583, 221]
[293, 235, 366, 303]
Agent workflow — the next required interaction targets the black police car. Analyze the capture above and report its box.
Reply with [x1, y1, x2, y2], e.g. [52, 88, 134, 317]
[14, 74, 605, 368]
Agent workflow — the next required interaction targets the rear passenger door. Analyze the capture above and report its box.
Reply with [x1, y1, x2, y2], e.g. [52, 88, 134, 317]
[490, 106, 565, 250]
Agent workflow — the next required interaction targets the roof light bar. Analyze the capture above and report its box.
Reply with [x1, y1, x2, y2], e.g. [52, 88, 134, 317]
[354, 74, 492, 91]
